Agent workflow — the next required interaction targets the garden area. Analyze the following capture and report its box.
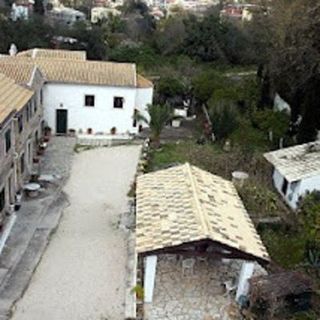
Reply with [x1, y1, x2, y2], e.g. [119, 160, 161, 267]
[140, 65, 320, 318]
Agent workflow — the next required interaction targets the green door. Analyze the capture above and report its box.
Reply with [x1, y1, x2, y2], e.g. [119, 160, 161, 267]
[56, 109, 68, 134]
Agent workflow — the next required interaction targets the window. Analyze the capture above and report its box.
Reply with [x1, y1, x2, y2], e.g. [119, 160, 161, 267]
[26, 103, 31, 122]
[5, 129, 11, 153]
[20, 153, 25, 174]
[133, 109, 138, 127]
[34, 97, 37, 114]
[40, 89, 43, 105]
[18, 114, 23, 133]
[0, 188, 4, 212]
[281, 177, 288, 195]
[84, 95, 95, 107]
[114, 97, 124, 109]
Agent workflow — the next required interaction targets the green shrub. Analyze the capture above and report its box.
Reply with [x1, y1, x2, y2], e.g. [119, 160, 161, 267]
[208, 100, 239, 141]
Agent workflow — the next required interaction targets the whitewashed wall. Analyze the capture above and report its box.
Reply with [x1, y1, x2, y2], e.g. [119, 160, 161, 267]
[298, 175, 320, 205]
[43, 83, 153, 135]
[272, 168, 320, 209]
[135, 87, 153, 131]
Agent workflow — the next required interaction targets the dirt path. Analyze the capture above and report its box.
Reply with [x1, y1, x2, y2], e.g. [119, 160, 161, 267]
[11, 145, 141, 320]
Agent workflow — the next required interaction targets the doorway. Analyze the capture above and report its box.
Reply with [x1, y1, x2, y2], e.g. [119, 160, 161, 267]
[56, 109, 68, 134]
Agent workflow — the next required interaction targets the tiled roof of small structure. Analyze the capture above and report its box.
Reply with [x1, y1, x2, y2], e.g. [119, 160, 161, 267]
[136, 163, 269, 261]
[264, 141, 320, 182]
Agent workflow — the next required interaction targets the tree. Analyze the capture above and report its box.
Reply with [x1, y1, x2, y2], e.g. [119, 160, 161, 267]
[262, 0, 320, 142]
[33, 0, 45, 15]
[208, 99, 239, 141]
[134, 104, 175, 148]
[192, 70, 226, 104]
[251, 109, 290, 147]
[182, 12, 256, 64]
[156, 76, 185, 105]
[153, 16, 186, 56]
[299, 191, 320, 248]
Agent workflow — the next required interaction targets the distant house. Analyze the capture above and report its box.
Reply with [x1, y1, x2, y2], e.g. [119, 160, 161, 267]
[91, 7, 121, 24]
[0, 48, 153, 136]
[274, 93, 291, 114]
[264, 141, 320, 209]
[11, 0, 34, 21]
[220, 3, 260, 22]
[47, 6, 86, 25]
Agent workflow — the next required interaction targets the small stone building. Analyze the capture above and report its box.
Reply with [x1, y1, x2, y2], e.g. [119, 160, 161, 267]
[264, 141, 320, 209]
[135, 163, 269, 320]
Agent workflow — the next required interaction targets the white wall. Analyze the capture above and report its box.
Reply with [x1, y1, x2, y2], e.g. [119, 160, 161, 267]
[272, 168, 320, 209]
[43, 83, 152, 135]
[298, 175, 320, 204]
[135, 87, 153, 130]
[273, 169, 300, 209]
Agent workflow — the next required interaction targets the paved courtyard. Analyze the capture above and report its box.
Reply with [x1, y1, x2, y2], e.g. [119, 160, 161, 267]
[10, 145, 141, 320]
[144, 255, 243, 320]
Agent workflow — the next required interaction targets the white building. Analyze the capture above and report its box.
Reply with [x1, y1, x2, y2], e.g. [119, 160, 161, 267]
[47, 6, 86, 25]
[0, 48, 153, 136]
[274, 93, 291, 114]
[91, 7, 121, 24]
[11, 0, 34, 21]
[264, 141, 320, 210]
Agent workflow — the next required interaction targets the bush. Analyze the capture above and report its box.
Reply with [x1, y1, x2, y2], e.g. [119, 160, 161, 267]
[230, 119, 268, 154]
[251, 109, 290, 148]
[298, 191, 320, 249]
[208, 100, 239, 141]
[238, 182, 279, 218]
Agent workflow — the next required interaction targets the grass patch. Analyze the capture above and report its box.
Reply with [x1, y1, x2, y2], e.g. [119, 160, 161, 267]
[260, 226, 307, 269]
[148, 140, 222, 172]
[73, 144, 97, 153]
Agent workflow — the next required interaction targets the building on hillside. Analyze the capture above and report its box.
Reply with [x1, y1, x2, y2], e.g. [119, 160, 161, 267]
[91, 7, 121, 24]
[274, 93, 291, 114]
[0, 48, 153, 136]
[135, 163, 269, 319]
[220, 3, 260, 22]
[47, 6, 86, 25]
[11, 0, 34, 21]
[264, 141, 320, 210]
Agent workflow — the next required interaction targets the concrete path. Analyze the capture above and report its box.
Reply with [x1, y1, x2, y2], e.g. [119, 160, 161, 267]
[10, 145, 141, 320]
[0, 137, 75, 320]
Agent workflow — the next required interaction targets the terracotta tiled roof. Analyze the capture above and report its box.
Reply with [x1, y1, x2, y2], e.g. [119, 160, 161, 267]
[0, 61, 36, 85]
[136, 163, 269, 261]
[0, 73, 33, 122]
[264, 141, 320, 182]
[137, 74, 153, 88]
[17, 48, 87, 60]
[0, 56, 137, 87]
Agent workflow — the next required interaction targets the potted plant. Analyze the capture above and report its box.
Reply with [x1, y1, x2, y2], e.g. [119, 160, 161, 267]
[110, 127, 117, 135]
[131, 284, 144, 302]
[37, 148, 44, 156]
[68, 129, 76, 137]
[33, 156, 40, 164]
[43, 126, 52, 141]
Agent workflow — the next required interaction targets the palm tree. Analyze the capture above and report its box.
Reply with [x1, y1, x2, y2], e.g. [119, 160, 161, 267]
[134, 104, 176, 148]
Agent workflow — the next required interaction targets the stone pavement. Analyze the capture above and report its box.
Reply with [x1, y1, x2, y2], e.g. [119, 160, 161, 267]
[144, 255, 243, 320]
[0, 137, 75, 320]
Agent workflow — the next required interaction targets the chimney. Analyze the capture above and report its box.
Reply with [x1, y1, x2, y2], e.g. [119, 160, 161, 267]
[9, 43, 18, 56]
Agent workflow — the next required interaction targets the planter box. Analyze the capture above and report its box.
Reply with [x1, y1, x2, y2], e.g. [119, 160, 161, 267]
[172, 119, 181, 128]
